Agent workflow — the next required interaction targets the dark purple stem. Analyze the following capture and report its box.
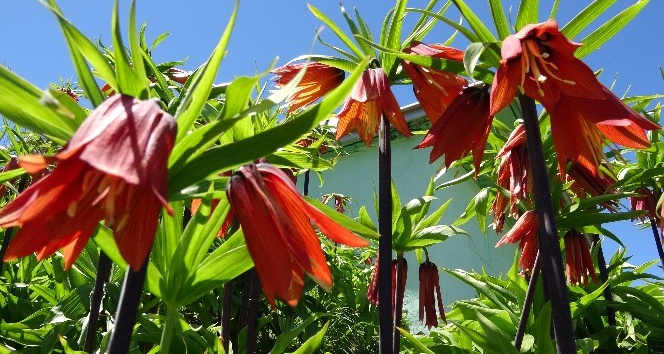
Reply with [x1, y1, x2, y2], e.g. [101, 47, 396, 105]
[392, 254, 405, 353]
[592, 234, 615, 326]
[0, 227, 15, 275]
[221, 281, 234, 353]
[245, 270, 260, 354]
[378, 116, 393, 354]
[515, 251, 541, 350]
[84, 252, 113, 353]
[519, 94, 576, 354]
[108, 258, 149, 354]
[649, 218, 664, 272]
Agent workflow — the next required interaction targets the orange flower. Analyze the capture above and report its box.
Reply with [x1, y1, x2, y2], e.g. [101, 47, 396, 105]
[0, 95, 176, 270]
[272, 62, 345, 113]
[402, 41, 467, 123]
[496, 210, 539, 275]
[490, 20, 660, 176]
[564, 230, 597, 286]
[419, 260, 446, 328]
[491, 124, 531, 232]
[417, 84, 492, 174]
[226, 163, 368, 307]
[336, 68, 412, 146]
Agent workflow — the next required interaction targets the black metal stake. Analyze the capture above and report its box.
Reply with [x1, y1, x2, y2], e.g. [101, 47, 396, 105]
[519, 94, 576, 354]
[84, 252, 113, 353]
[592, 234, 616, 326]
[515, 251, 541, 350]
[378, 116, 393, 354]
[107, 258, 149, 354]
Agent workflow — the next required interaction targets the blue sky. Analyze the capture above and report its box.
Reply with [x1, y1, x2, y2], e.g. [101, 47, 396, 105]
[1, 1, 663, 270]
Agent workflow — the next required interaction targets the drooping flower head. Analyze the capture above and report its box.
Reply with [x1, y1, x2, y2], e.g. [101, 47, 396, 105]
[630, 187, 658, 221]
[496, 210, 539, 275]
[564, 230, 597, 286]
[402, 41, 467, 123]
[564, 162, 618, 211]
[272, 62, 345, 113]
[366, 255, 407, 313]
[417, 84, 492, 174]
[0, 95, 177, 270]
[336, 68, 412, 146]
[490, 20, 660, 176]
[419, 259, 446, 328]
[491, 124, 531, 232]
[226, 163, 368, 307]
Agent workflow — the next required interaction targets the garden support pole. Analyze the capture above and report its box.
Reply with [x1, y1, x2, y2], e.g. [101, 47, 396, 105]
[378, 116, 393, 354]
[108, 258, 149, 354]
[519, 94, 576, 354]
[648, 218, 664, 272]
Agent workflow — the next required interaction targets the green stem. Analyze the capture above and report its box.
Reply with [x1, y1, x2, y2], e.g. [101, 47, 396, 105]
[159, 306, 179, 354]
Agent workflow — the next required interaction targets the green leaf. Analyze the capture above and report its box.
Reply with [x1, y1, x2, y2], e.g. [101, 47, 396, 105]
[403, 225, 466, 250]
[308, 4, 364, 61]
[269, 314, 323, 354]
[463, 42, 492, 83]
[111, 0, 147, 98]
[404, 8, 480, 43]
[476, 312, 520, 354]
[92, 225, 127, 269]
[42, 0, 118, 92]
[289, 321, 329, 354]
[339, 5, 374, 56]
[417, 199, 452, 230]
[450, 0, 498, 43]
[574, 0, 650, 59]
[174, 0, 239, 142]
[561, 0, 618, 39]
[0, 67, 76, 144]
[396, 327, 436, 354]
[127, 1, 149, 98]
[488, 0, 511, 39]
[515, 0, 539, 30]
[168, 57, 369, 194]
[533, 302, 555, 354]
[380, 0, 407, 75]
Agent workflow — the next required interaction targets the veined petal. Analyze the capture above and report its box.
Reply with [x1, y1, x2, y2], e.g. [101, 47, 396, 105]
[490, 62, 520, 116]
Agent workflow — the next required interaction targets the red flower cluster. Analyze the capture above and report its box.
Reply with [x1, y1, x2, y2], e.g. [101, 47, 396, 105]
[226, 163, 368, 307]
[0, 95, 177, 270]
[272, 62, 345, 113]
[419, 260, 446, 328]
[366, 256, 407, 313]
[496, 210, 539, 275]
[630, 187, 658, 221]
[490, 124, 531, 232]
[564, 230, 597, 286]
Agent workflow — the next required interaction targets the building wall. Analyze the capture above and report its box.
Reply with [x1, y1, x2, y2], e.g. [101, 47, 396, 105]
[308, 117, 516, 330]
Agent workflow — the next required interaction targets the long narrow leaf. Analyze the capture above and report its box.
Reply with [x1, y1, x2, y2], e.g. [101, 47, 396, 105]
[561, 0, 618, 39]
[488, 0, 511, 39]
[575, 0, 650, 59]
[515, 0, 539, 30]
[308, 4, 364, 61]
[450, 0, 497, 42]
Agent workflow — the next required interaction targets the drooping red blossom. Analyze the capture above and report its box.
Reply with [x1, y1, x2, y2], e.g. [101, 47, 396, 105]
[417, 84, 492, 174]
[564, 230, 598, 286]
[496, 210, 539, 275]
[166, 67, 192, 85]
[630, 187, 658, 221]
[336, 68, 412, 146]
[391, 257, 407, 314]
[419, 260, 446, 328]
[367, 255, 379, 306]
[366, 257, 407, 313]
[226, 163, 368, 307]
[564, 162, 618, 211]
[490, 20, 660, 176]
[272, 62, 345, 113]
[0, 95, 177, 270]
[490, 124, 531, 232]
[402, 41, 467, 123]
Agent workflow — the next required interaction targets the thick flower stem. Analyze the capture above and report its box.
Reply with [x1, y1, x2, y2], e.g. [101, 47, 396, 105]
[108, 258, 149, 354]
[648, 218, 664, 272]
[392, 253, 405, 353]
[159, 306, 179, 354]
[220, 280, 234, 353]
[378, 116, 394, 354]
[303, 169, 310, 196]
[0, 227, 15, 275]
[246, 270, 260, 354]
[515, 251, 541, 350]
[592, 234, 615, 326]
[519, 94, 576, 354]
[84, 252, 113, 353]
